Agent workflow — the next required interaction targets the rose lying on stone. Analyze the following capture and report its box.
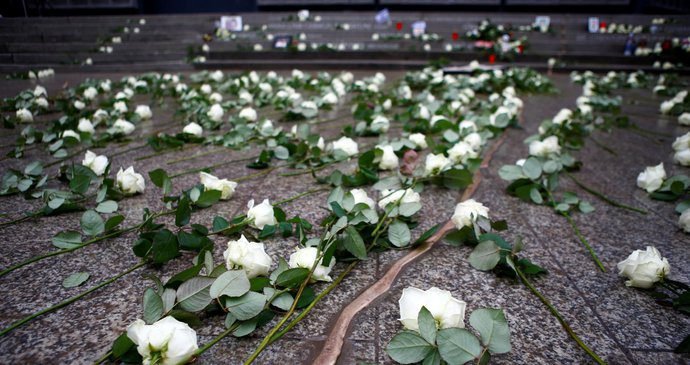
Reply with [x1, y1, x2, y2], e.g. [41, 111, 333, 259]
[112, 119, 135, 135]
[135, 105, 152, 120]
[16, 108, 33, 123]
[224, 234, 272, 278]
[182, 122, 203, 137]
[78, 118, 95, 134]
[378, 188, 421, 209]
[636, 162, 666, 193]
[451, 199, 489, 229]
[207, 103, 224, 122]
[398, 286, 467, 332]
[127, 316, 198, 365]
[349, 188, 376, 210]
[246, 198, 277, 229]
[199, 172, 237, 200]
[376, 145, 399, 171]
[679, 209, 690, 233]
[617, 246, 670, 289]
[82, 150, 108, 176]
[117, 166, 145, 195]
[239, 107, 257, 122]
[288, 246, 335, 282]
[408, 133, 428, 150]
[331, 136, 359, 157]
[424, 153, 452, 176]
[529, 135, 561, 157]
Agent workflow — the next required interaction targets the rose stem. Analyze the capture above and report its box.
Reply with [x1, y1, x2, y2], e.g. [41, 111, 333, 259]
[515, 265, 606, 365]
[562, 213, 606, 272]
[565, 172, 647, 215]
[589, 136, 617, 156]
[191, 323, 241, 359]
[0, 260, 147, 337]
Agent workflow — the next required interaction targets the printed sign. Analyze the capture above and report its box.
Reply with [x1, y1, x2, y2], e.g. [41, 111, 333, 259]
[588, 17, 600, 33]
[534, 16, 550, 32]
[220, 16, 243, 32]
[412, 21, 426, 37]
[375, 9, 390, 24]
[273, 35, 293, 49]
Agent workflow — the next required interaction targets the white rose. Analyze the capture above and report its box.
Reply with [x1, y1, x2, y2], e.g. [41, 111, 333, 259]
[376, 145, 399, 170]
[321, 92, 338, 105]
[424, 153, 452, 176]
[297, 9, 310, 21]
[408, 133, 428, 149]
[83, 87, 98, 100]
[529, 136, 561, 157]
[617, 246, 670, 288]
[182, 122, 203, 137]
[673, 133, 690, 151]
[210, 70, 224, 82]
[93, 109, 108, 124]
[207, 104, 224, 122]
[135, 105, 152, 120]
[116, 166, 145, 195]
[447, 141, 477, 165]
[73, 100, 85, 110]
[674, 149, 690, 166]
[451, 199, 489, 229]
[332, 136, 358, 157]
[459, 120, 477, 132]
[16, 108, 33, 123]
[62, 129, 80, 141]
[127, 316, 198, 365]
[398, 286, 466, 332]
[678, 113, 690, 126]
[209, 92, 222, 103]
[660, 100, 675, 114]
[253, 44, 263, 51]
[370, 115, 390, 133]
[246, 198, 277, 229]
[378, 188, 421, 209]
[113, 119, 135, 135]
[34, 97, 48, 108]
[552, 108, 573, 125]
[239, 107, 258, 122]
[77, 118, 95, 134]
[200, 84, 212, 94]
[382, 99, 392, 110]
[199, 172, 237, 200]
[349, 188, 375, 210]
[636, 163, 666, 193]
[33, 85, 47, 97]
[224, 234, 272, 278]
[418, 105, 430, 120]
[463, 133, 482, 150]
[113, 101, 128, 113]
[82, 150, 108, 176]
[316, 137, 325, 150]
[288, 246, 334, 282]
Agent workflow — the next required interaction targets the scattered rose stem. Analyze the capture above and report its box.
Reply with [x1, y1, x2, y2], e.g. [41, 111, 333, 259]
[565, 172, 647, 215]
[0, 260, 147, 337]
[0, 214, 33, 229]
[166, 147, 238, 165]
[133, 144, 197, 162]
[191, 322, 241, 360]
[629, 123, 673, 138]
[0, 211, 172, 279]
[515, 265, 606, 365]
[168, 158, 280, 179]
[589, 136, 617, 156]
[562, 213, 606, 272]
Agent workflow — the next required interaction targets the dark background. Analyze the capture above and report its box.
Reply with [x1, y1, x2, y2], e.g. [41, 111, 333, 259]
[1, 0, 689, 17]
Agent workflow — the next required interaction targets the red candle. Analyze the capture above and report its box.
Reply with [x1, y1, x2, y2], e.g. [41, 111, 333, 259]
[600, 21, 607, 30]
[396, 22, 403, 31]
[517, 45, 524, 54]
[489, 54, 496, 64]
[452, 32, 459, 41]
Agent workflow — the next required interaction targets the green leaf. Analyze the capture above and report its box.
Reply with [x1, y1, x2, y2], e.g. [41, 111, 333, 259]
[112, 333, 135, 358]
[578, 201, 595, 214]
[96, 200, 118, 214]
[386, 331, 435, 364]
[275, 268, 310, 288]
[176, 276, 214, 312]
[344, 226, 367, 260]
[437, 328, 482, 365]
[148, 169, 172, 194]
[69, 174, 92, 195]
[80, 210, 104, 236]
[48, 197, 65, 209]
[468, 240, 501, 271]
[151, 229, 179, 264]
[209, 270, 250, 299]
[52, 230, 82, 249]
[143, 288, 164, 324]
[274, 146, 290, 160]
[529, 187, 543, 204]
[521, 157, 542, 180]
[399, 202, 422, 217]
[195, 189, 221, 208]
[62, 272, 89, 288]
[213, 216, 230, 232]
[105, 215, 125, 231]
[177, 231, 202, 251]
[225, 291, 267, 320]
[442, 169, 473, 190]
[388, 220, 411, 247]
[24, 161, 43, 176]
[176, 197, 191, 226]
[469, 308, 511, 354]
[498, 165, 525, 181]
[418, 306, 437, 345]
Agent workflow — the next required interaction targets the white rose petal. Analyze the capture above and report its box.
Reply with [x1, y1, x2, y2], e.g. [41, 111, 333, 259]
[116, 166, 145, 195]
[239, 107, 258, 122]
[398, 286, 467, 332]
[207, 104, 224, 122]
[199, 172, 237, 200]
[183, 122, 203, 137]
[82, 150, 109, 176]
[451, 199, 489, 229]
[617, 246, 670, 288]
[349, 188, 375, 210]
[378, 188, 421, 210]
[332, 136, 358, 157]
[246, 198, 276, 229]
[135, 105, 152, 120]
[377, 145, 399, 171]
[16, 108, 33, 123]
[224, 234, 272, 278]
[288, 246, 334, 282]
[127, 316, 198, 365]
[636, 163, 666, 193]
